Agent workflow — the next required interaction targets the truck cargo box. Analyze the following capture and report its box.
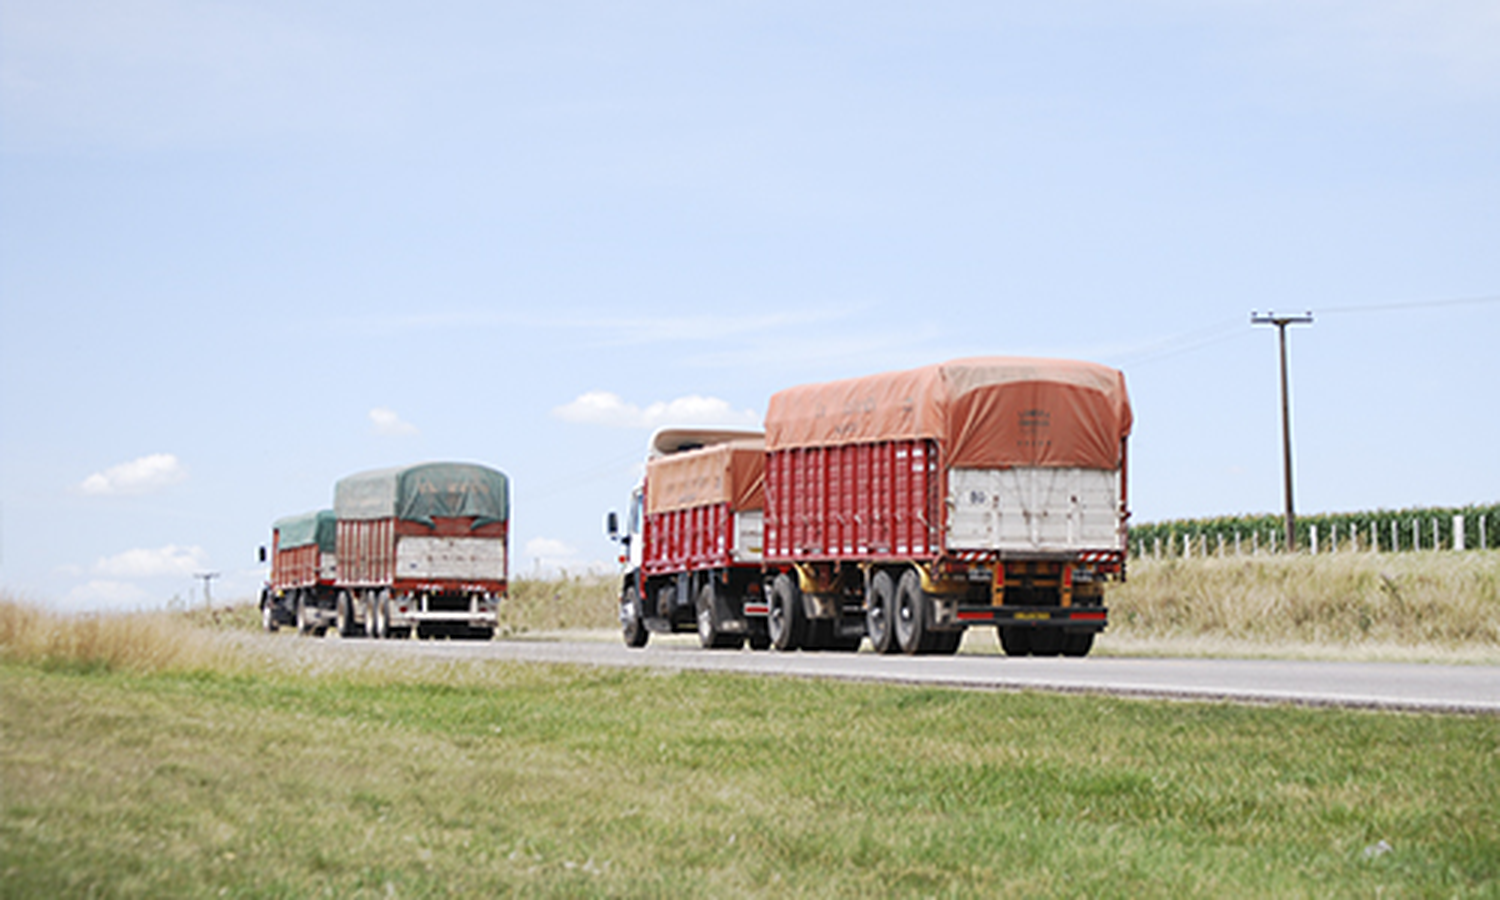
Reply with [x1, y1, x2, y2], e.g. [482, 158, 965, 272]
[642, 437, 764, 575]
[763, 357, 1131, 563]
[334, 462, 510, 591]
[270, 509, 337, 590]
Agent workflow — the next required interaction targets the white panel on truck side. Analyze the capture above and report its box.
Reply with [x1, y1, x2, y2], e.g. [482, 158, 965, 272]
[947, 468, 1121, 552]
[395, 537, 506, 580]
[733, 510, 764, 562]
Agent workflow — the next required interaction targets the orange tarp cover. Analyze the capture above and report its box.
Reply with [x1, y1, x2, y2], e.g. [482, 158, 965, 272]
[764, 357, 1132, 469]
[645, 439, 767, 514]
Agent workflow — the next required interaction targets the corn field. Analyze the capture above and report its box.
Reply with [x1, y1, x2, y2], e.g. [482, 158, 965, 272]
[1129, 502, 1500, 558]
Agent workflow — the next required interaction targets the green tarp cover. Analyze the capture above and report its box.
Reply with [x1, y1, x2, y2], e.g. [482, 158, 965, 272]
[334, 462, 509, 526]
[274, 509, 337, 551]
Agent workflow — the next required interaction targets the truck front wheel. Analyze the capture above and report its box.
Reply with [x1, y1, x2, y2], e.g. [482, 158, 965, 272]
[260, 590, 279, 633]
[622, 585, 649, 648]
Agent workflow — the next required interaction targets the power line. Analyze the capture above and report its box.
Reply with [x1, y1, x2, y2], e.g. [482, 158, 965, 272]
[1319, 292, 1500, 315]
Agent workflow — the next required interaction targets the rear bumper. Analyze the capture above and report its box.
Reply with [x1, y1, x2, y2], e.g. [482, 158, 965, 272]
[954, 605, 1108, 630]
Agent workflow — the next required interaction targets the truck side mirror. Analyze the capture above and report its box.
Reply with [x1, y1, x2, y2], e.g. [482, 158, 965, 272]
[258, 546, 267, 563]
[605, 511, 619, 541]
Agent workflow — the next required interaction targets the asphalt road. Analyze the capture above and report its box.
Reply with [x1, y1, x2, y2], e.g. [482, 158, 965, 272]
[304, 635, 1500, 715]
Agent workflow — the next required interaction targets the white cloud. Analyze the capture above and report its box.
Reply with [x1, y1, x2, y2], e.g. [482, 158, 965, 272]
[525, 537, 577, 559]
[520, 536, 612, 579]
[369, 407, 419, 436]
[94, 544, 208, 578]
[78, 453, 187, 496]
[553, 392, 759, 429]
[63, 579, 150, 612]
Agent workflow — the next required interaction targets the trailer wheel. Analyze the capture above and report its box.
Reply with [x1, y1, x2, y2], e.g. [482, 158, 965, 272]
[999, 626, 1032, 657]
[1061, 632, 1094, 657]
[622, 586, 649, 648]
[336, 592, 362, 639]
[893, 569, 929, 655]
[866, 570, 897, 654]
[295, 594, 312, 636]
[371, 595, 388, 640]
[768, 573, 806, 651]
[697, 584, 745, 650]
[1031, 629, 1063, 657]
[928, 629, 962, 655]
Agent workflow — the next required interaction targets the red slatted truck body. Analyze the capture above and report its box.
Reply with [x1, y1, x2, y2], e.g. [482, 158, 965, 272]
[757, 357, 1132, 656]
[607, 429, 769, 649]
[331, 462, 509, 640]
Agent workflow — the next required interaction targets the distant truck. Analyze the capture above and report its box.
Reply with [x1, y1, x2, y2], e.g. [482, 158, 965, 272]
[259, 509, 338, 634]
[262, 461, 510, 640]
[606, 429, 770, 649]
[606, 357, 1132, 657]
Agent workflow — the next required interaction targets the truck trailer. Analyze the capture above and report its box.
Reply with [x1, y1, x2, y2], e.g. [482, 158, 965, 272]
[259, 509, 338, 634]
[759, 356, 1132, 657]
[607, 428, 770, 649]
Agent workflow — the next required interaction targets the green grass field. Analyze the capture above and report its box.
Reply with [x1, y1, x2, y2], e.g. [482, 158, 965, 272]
[3, 553, 1499, 898]
[2, 643, 1497, 896]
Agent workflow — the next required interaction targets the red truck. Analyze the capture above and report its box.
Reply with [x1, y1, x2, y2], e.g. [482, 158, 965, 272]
[331, 462, 510, 640]
[258, 509, 338, 634]
[606, 428, 769, 648]
[608, 357, 1132, 657]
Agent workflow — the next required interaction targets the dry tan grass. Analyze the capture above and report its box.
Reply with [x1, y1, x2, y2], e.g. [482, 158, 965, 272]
[500, 572, 619, 634]
[0, 594, 241, 674]
[1110, 550, 1500, 660]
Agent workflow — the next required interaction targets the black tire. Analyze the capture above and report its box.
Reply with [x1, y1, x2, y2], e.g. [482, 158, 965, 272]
[387, 627, 411, 640]
[697, 584, 744, 650]
[622, 585, 649, 648]
[999, 625, 1032, 657]
[1061, 632, 1095, 657]
[929, 629, 963, 655]
[1031, 629, 1063, 657]
[336, 592, 362, 639]
[893, 569, 929, 656]
[295, 593, 312, 636]
[466, 626, 495, 641]
[768, 573, 806, 651]
[260, 593, 279, 633]
[866, 570, 897, 654]
[365, 596, 380, 639]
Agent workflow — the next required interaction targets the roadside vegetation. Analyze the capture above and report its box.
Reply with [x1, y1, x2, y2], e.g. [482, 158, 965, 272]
[2, 591, 1497, 898]
[170, 551, 1500, 663]
[1107, 551, 1500, 663]
[501, 573, 620, 634]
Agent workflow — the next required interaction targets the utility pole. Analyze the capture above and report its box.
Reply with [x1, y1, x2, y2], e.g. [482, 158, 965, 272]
[1251, 311, 1313, 552]
[194, 572, 221, 608]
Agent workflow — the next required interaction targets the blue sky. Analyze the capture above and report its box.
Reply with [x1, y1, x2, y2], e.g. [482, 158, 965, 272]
[2, 0, 1497, 611]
